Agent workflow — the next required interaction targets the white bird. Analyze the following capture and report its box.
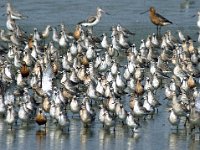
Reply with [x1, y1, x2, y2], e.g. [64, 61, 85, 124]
[42, 25, 51, 39]
[18, 102, 29, 124]
[197, 11, 200, 29]
[126, 112, 140, 133]
[99, 104, 107, 126]
[101, 33, 109, 49]
[6, 11, 18, 31]
[168, 108, 180, 129]
[177, 30, 185, 42]
[0, 94, 5, 116]
[103, 111, 115, 129]
[80, 7, 108, 27]
[5, 104, 15, 130]
[70, 96, 80, 115]
[6, 2, 27, 20]
[58, 111, 70, 130]
[115, 103, 127, 124]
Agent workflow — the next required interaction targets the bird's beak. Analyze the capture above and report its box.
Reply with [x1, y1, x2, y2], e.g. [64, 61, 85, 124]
[191, 14, 196, 18]
[105, 11, 110, 15]
[140, 9, 149, 15]
[101, 9, 110, 15]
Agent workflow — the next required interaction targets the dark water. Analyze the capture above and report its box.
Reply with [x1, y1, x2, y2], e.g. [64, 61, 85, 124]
[0, 0, 200, 150]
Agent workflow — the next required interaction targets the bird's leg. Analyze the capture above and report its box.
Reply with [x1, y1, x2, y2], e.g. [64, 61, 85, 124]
[156, 26, 159, 36]
[184, 116, 188, 127]
[159, 26, 161, 35]
[131, 129, 135, 137]
[113, 126, 116, 133]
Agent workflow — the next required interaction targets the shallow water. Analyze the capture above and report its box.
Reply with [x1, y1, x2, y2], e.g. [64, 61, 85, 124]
[0, 0, 200, 150]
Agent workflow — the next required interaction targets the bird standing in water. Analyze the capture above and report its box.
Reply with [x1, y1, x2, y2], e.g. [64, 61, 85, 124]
[20, 61, 30, 78]
[149, 7, 172, 35]
[35, 108, 47, 129]
[141, 7, 173, 35]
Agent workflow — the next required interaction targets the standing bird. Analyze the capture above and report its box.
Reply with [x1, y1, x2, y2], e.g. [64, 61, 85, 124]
[142, 7, 172, 35]
[126, 112, 140, 134]
[20, 61, 30, 78]
[168, 108, 180, 129]
[197, 11, 200, 29]
[73, 24, 82, 41]
[5, 104, 15, 130]
[35, 108, 47, 128]
[79, 7, 109, 33]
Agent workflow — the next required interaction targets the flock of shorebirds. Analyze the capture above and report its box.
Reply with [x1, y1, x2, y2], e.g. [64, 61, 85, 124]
[0, 2, 200, 137]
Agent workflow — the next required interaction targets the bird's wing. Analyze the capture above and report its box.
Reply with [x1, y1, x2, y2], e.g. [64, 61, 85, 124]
[155, 13, 173, 24]
[87, 16, 96, 23]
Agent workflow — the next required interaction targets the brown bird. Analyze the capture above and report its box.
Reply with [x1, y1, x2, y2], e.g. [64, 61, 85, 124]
[73, 24, 82, 41]
[79, 53, 89, 66]
[28, 34, 34, 50]
[35, 108, 47, 128]
[149, 7, 172, 34]
[42, 94, 50, 113]
[20, 61, 30, 77]
[129, 92, 136, 111]
[135, 78, 144, 96]
[187, 74, 196, 89]
[52, 61, 59, 75]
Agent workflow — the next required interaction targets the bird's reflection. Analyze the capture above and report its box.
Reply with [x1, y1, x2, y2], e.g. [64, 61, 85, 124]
[168, 130, 187, 150]
[188, 136, 200, 149]
[36, 129, 46, 143]
[98, 128, 113, 150]
[168, 132, 178, 150]
[18, 127, 28, 143]
[80, 127, 94, 144]
[131, 132, 141, 141]
[54, 128, 69, 142]
[127, 137, 136, 150]
[6, 130, 15, 150]
[114, 124, 126, 139]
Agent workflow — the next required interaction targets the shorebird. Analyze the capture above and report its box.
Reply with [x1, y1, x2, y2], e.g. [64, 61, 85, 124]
[58, 111, 70, 131]
[70, 96, 80, 115]
[126, 112, 140, 133]
[20, 61, 30, 78]
[5, 104, 15, 130]
[79, 7, 109, 34]
[18, 102, 30, 125]
[168, 108, 180, 129]
[35, 108, 47, 128]
[189, 102, 200, 132]
[0, 93, 5, 116]
[79, 7, 109, 27]
[115, 103, 127, 125]
[142, 7, 172, 34]
[197, 11, 200, 29]
[101, 33, 109, 49]
[103, 111, 115, 130]
[6, 2, 27, 20]
[41, 25, 52, 39]
[99, 104, 107, 127]
[73, 24, 82, 41]
[79, 105, 94, 128]
[42, 94, 50, 113]
[6, 11, 17, 31]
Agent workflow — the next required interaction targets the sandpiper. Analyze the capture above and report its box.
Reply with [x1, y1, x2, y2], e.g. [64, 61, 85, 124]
[80, 7, 109, 28]
[35, 108, 47, 128]
[197, 11, 200, 29]
[5, 104, 15, 130]
[126, 112, 140, 134]
[142, 7, 173, 34]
